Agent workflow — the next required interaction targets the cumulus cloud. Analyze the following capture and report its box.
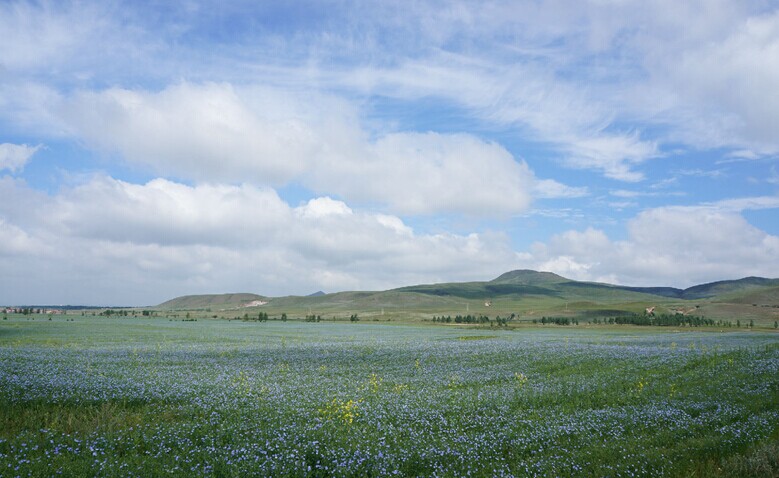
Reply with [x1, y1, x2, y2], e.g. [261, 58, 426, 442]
[61, 83, 325, 184]
[59, 82, 538, 215]
[3, 173, 778, 304]
[297, 197, 354, 219]
[0, 176, 521, 304]
[0, 218, 49, 256]
[311, 132, 535, 215]
[51, 177, 291, 247]
[0, 143, 41, 172]
[519, 206, 779, 287]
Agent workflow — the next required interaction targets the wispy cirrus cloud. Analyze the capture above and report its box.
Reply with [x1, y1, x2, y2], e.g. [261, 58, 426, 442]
[707, 195, 779, 212]
[4, 1, 778, 183]
[334, 56, 659, 182]
[0, 143, 41, 172]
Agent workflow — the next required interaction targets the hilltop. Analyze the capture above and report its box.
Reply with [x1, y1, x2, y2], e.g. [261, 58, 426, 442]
[156, 293, 268, 311]
[155, 271, 779, 323]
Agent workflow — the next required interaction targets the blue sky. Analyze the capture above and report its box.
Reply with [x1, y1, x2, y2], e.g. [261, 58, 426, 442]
[1, 0, 778, 305]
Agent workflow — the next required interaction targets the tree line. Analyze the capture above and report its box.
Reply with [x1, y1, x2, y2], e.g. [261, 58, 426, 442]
[432, 314, 513, 326]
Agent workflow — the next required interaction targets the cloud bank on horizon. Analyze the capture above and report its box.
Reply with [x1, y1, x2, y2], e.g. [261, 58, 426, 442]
[1, 0, 778, 305]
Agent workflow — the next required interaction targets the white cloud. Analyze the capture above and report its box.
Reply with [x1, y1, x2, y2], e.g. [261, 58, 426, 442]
[61, 83, 326, 184]
[708, 195, 779, 212]
[0, 0, 175, 80]
[0, 143, 41, 172]
[0, 175, 50, 226]
[650, 9, 779, 154]
[3, 176, 777, 304]
[297, 197, 353, 219]
[533, 179, 589, 199]
[3, 0, 779, 304]
[341, 57, 659, 183]
[4, 1, 779, 180]
[0, 1, 97, 71]
[519, 206, 779, 287]
[59, 83, 537, 216]
[0, 218, 49, 256]
[610, 188, 685, 199]
[310, 132, 535, 215]
[563, 134, 659, 182]
[51, 176, 291, 247]
[0, 176, 521, 304]
[0, 82, 65, 135]
[325, 2, 778, 173]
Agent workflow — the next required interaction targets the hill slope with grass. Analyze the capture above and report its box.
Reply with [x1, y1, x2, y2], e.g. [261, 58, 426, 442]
[156, 271, 779, 317]
[393, 270, 686, 304]
[682, 277, 779, 300]
[157, 293, 268, 310]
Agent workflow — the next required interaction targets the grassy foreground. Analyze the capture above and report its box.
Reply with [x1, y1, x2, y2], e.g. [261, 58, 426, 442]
[1, 317, 778, 477]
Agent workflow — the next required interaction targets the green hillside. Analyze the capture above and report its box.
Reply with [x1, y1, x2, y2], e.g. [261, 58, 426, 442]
[490, 270, 568, 285]
[155, 271, 779, 321]
[157, 293, 267, 310]
[395, 270, 680, 305]
[716, 285, 779, 305]
[682, 277, 779, 300]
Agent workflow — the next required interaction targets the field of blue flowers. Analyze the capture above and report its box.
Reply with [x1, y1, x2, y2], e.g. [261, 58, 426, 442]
[1, 317, 778, 477]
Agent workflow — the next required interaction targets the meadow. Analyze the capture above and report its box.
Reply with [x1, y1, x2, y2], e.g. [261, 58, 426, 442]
[1, 316, 778, 477]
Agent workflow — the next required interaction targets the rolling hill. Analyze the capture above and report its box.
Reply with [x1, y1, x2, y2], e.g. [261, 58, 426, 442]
[682, 277, 779, 300]
[394, 270, 684, 303]
[155, 270, 779, 318]
[156, 293, 268, 310]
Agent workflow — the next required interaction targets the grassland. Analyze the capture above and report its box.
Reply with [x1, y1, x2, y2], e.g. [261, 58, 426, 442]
[1, 314, 778, 477]
[150, 270, 779, 328]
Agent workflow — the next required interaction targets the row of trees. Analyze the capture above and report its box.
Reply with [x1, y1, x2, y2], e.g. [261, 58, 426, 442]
[8, 308, 42, 315]
[534, 317, 580, 325]
[429, 313, 765, 328]
[229, 312, 367, 322]
[242, 312, 270, 321]
[100, 309, 157, 317]
[303, 313, 360, 322]
[432, 314, 514, 326]
[604, 313, 715, 327]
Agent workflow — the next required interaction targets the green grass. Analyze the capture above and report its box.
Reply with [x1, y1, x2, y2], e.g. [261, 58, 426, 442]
[157, 292, 267, 310]
[1, 316, 778, 476]
[138, 269, 779, 330]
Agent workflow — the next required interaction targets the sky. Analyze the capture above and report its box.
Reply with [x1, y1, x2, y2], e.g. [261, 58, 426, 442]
[1, 0, 779, 306]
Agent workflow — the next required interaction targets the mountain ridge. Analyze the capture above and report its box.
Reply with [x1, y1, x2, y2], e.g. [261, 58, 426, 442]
[156, 270, 779, 310]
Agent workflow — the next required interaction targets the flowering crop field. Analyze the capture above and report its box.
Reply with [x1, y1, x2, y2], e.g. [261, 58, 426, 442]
[1, 317, 778, 477]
